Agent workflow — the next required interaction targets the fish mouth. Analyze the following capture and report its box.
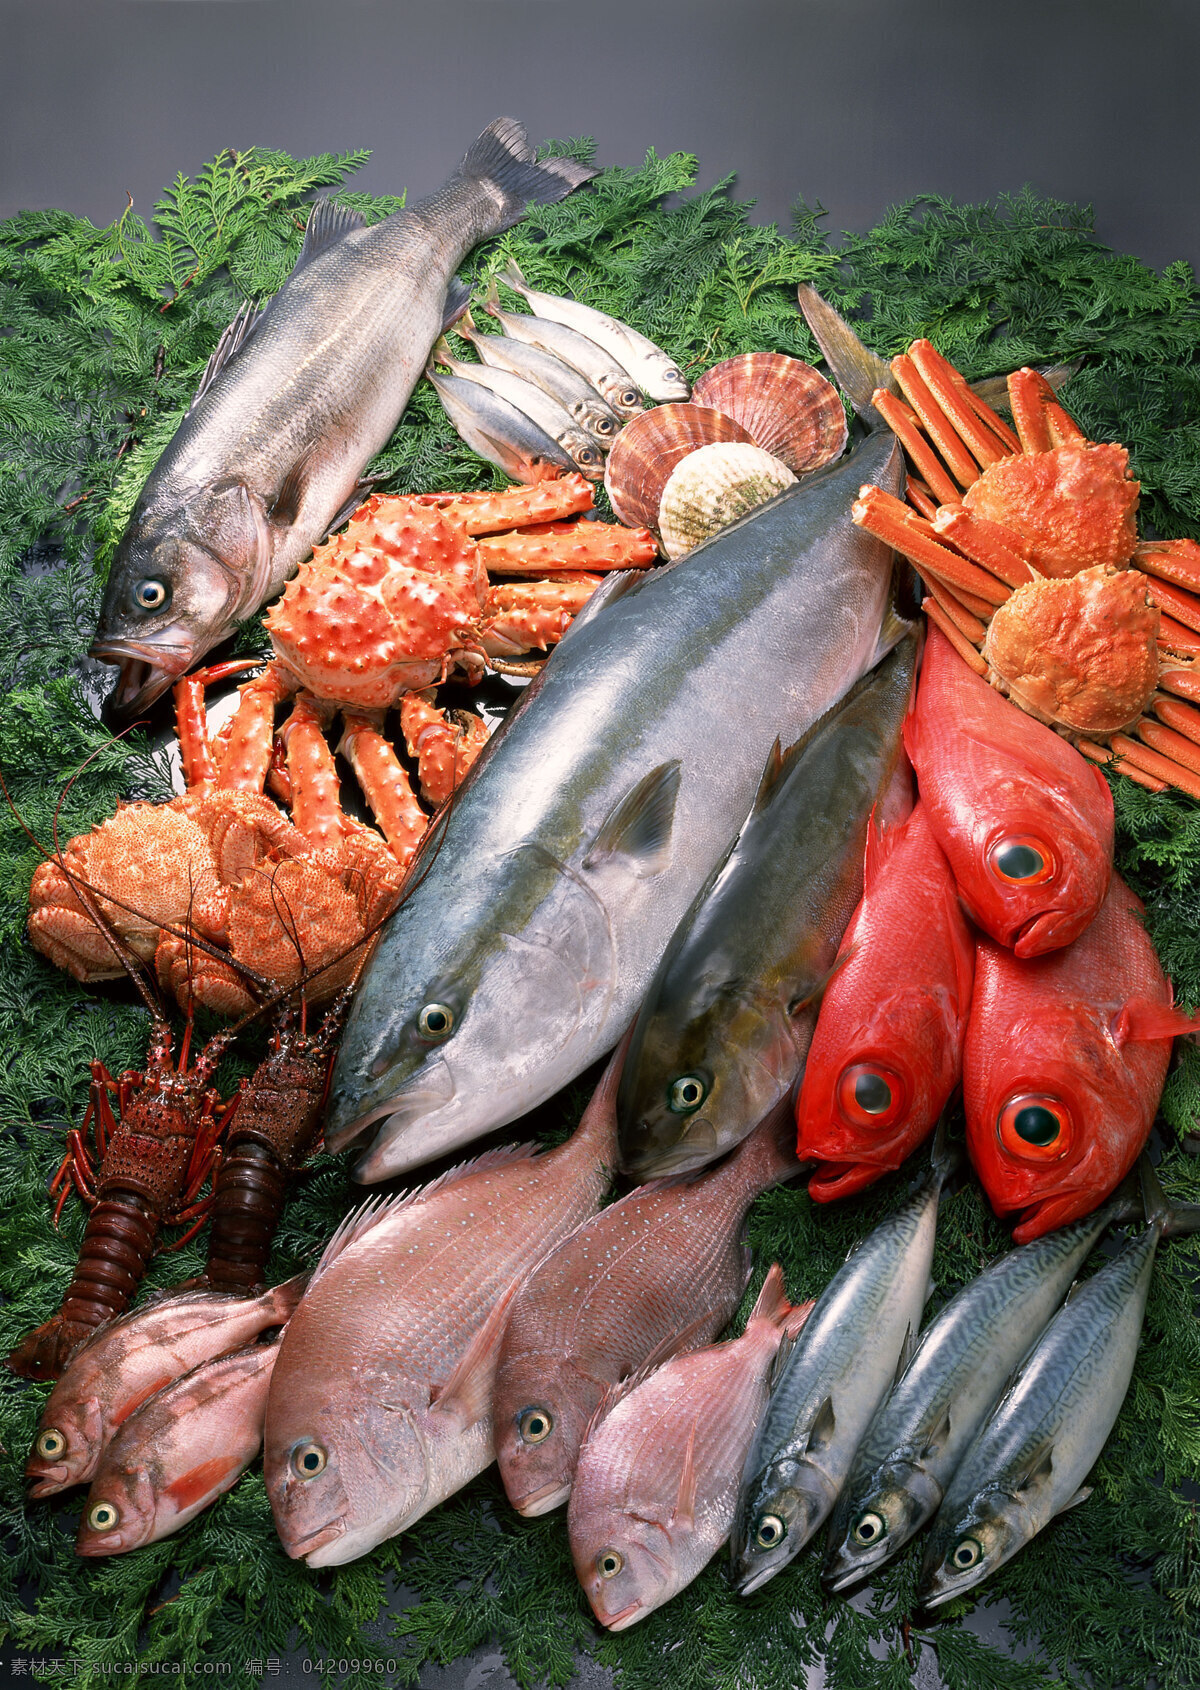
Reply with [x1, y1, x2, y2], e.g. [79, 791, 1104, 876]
[823, 1549, 885, 1593]
[89, 637, 196, 715]
[285, 1516, 348, 1565]
[327, 1056, 456, 1161]
[1013, 907, 1074, 958]
[733, 1559, 784, 1597]
[807, 1158, 889, 1202]
[26, 1467, 72, 1499]
[600, 1600, 647, 1632]
[512, 1479, 572, 1518]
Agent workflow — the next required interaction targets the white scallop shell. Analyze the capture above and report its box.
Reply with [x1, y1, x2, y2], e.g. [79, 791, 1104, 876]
[657, 443, 797, 559]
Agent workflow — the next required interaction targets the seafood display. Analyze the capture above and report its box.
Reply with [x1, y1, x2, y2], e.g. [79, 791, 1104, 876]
[568, 1264, 811, 1630]
[90, 119, 596, 714]
[327, 431, 904, 1180]
[730, 1131, 955, 1594]
[263, 1050, 623, 1566]
[617, 635, 916, 1180]
[428, 337, 606, 478]
[797, 800, 975, 1200]
[455, 309, 623, 443]
[492, 1106, 799, 1517]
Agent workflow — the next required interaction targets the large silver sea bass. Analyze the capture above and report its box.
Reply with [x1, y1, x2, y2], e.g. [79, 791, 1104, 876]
[326, 431, 904, 1180]
[91, 119, 596, 713]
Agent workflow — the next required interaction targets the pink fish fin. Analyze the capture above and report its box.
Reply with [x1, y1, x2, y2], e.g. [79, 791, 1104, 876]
[580, 1312, 718, 1453]
[901, 705, 922, 773]
[113, 1376, 175, 1428]
[163, 1455, 245, 1514]
[747, 1263, 790, 1326]
[783, 1300, 815, 1339]
[672, 1420, 697, 1532]
[1111, 999, 1200, 1047]
[429, 1276, 526, 1432]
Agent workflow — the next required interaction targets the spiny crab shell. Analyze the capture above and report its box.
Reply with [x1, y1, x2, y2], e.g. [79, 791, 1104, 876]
[983, 565, 1161, 735]
[265, 499, 487, 708]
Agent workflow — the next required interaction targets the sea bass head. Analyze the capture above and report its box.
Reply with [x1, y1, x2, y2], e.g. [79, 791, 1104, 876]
[823, 1454, 944, 1589]
[906, 627, 1113, 957]
[93, 477, 270, 714]
[964, 873, 1185, 1242]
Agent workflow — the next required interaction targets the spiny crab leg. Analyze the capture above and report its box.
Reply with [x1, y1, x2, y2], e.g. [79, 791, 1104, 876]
[338, 713, 428, 868]
[410, 472, 595, 535]
[480, 573, 603, 659]
[173, 660, 262, 793]
[215, 664, 297, 793]
[278, 696, 343, 851]
[477, 520, 656, 574]
[400, 691, 489, 807]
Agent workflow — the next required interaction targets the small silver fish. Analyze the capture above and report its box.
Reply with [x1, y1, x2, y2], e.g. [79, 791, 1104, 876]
[484, 283, 645, 418]
[431, 337, 604, 478]
[499, 258, 689, 403]
[456, 312, 622, 448]
[425, 362, 578, 483]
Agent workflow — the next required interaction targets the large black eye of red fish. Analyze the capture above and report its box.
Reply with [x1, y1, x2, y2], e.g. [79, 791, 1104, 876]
[997, 1094, 1072, 1161]
[836, 1064, 906, 1129]
[987, 835, 1055, 886]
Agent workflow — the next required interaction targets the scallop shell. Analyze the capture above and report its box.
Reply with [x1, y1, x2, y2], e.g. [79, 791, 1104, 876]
[603, 404, 753, 531]
[658, 443, 797, 559]
[690, 353, 847, 475]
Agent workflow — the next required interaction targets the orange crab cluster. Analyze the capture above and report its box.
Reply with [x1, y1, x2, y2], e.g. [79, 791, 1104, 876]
[853, 339, 1200, 799]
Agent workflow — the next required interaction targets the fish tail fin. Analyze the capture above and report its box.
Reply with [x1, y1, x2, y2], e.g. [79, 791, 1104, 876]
[795, 283, 897, 427]
[746, 1264, 813, 1342]
[458, 119, 596, 234]
[431, 336, 456, 369]
[483, 278, 503, 320]
[1139, 1154, 1200, 1238]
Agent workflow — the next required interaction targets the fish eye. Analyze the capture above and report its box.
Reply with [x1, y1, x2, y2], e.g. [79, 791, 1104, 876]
[950, 1536, 984, 1571]
[998, 1093, 1071, 1161]
[987, 835, 1054, 885]
[87, 1501, 120, 1532]
[597, 1549, 624, 1579]
[668, 1074, 707, 1114]
[836, 1064, 904, 1127]
[133, 578, 169, 612]
[593, 416, 616, 436]
[518, 1407, 553, 1444]
[577, 445, 602, 466]
[852, 1510, 887, 1546]
[35, 1429, 67, 1461]
[664, 368, 684, 385]
[620, 389, 641, 410]
[293, 1441, 328, 1478]
[417, 1003, 455, 1040]
[755, 1513, 786, 1550]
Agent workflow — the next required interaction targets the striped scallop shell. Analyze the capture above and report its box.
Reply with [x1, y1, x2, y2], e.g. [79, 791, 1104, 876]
[658, 443, 797, 559]
[603, 403, 753, 531]
[690, 353, 847, 475]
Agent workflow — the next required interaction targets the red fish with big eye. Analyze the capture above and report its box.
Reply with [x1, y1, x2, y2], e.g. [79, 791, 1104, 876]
[905, 627, 1114, 957]
[964, 871, 1200, 1241]
[797, 801, 975, 1200]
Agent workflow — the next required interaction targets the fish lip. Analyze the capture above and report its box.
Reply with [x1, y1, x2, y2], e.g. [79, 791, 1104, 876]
[89, 637, 196, 715]
[327, 1058, 456, 1159]
[1012, 908, 1072, 958]
[822, 1551, 883, 1593]
[599, 1600, 646, 1632]
[512, 1480, 571, 1518]
[76, 1530, 127, 1557]
[733, 1560, 782, 1597]
[26, 1467, 72, 1499]
[286, 1515, 348, 1564]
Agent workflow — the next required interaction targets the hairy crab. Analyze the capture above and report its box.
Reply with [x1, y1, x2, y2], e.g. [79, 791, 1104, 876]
[853, 339, 1200, 799]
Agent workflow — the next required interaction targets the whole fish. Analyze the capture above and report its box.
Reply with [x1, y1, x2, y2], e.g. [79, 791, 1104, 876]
[617, 636, 916, 1180]
[26, 1276, 305, 1498]
[264, 1050, 622, 1567]
[493, 1106, 800, 1518]
[569, 1264, 810, 1630]
[90, 119, 596, 713]
[498, 258, 689, 403]
[797, 800, 974, 1201]
[484, 283, 645, 417]
[430, 336, 604, 477]
[326, 431, 905, 1180]
[824, 1188, 1135, 1590]
[76, 1340, 278, 1554]
[905, 626, 1113, 957]
[456, 311, 623, 447]
[964, 871, 1199, 1242]
[425, 361, 579, 483]
[730, 1129, 955, 1595]
[918, 1165, 1194, 1607]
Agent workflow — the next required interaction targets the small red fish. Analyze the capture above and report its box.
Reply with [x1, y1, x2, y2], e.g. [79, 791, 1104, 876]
[964, 871, 1197, 1241]
[905, 626, 1113, 957]
[797, 801, 974, 1200]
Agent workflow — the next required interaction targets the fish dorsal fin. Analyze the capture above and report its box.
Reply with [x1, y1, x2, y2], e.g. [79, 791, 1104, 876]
[919, 1401, 954, 1461]
[1112, 998, 1200, 1047]
[1057, 1484, 1092, 1516]
[805, 1394, 838, 1454]
[752, 739, 787, 814]
[294, 197, 367, 270]
[189, 300, 263, 413]
[429, 1275, 524, 1430]
[673, 1420, 698, 1531]
[584, 762, 681, 879]
[558, 568, 645, 644]
[580, 1357, 661, 1452]
[441, 277, 472, 334]
[767, 1321, 806, 1391]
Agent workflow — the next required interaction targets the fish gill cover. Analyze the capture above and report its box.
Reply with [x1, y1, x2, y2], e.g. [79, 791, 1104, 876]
[1, 141, 1200, 1689]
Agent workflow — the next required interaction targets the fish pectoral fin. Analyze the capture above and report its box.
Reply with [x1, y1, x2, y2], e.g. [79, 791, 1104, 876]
[919, 1402, 954, 1462]
[788, 946, 857, 1020]
[752, 739, 787, 814]
[871, 601, 916, 668]
[442, 277, 473, 334]
[672, 1420, 698, 1532]
[805, 1396, 838, 1454]
[558, 568, 645, 644]
[294, 197, 368, 270]
[1011, 1438, 1056, 1496]
[583, 762, 682, 880]
[1112, 998, 1200, 1046]
[1057, 1484, 1092, 1516]
[320, 476, 388, 541]
[271, 446, 321, 531]
[429, 1276, 524, 1431]
[163, 1456, 243, 1514]
[189, 300, 264, 413]
[892, 1325, 917, 1387]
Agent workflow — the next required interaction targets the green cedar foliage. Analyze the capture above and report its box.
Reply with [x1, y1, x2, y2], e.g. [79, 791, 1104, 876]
[2, 141, 1199, 1690]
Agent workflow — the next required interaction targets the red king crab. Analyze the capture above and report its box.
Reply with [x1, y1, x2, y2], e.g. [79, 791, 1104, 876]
[30, 476, 655, 1014]
[852, 339, 1200, 800]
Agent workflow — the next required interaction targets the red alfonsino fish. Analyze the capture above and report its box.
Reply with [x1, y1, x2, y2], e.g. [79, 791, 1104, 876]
[797, 801, 974, 1200]
[904, 626, 1113, 957]
[964, 872, 1198, 1241]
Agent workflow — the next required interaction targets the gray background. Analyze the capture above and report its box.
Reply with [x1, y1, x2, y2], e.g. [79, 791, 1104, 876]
[2, 1, 1195, 1684]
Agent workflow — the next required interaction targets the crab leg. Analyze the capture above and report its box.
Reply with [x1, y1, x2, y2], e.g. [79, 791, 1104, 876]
[869, 389, 961, 506]
[173, 661, 262, 793]
[921, 576, 988, 646]
[1136, 718, 1200, 778]
[1007, 368, 1087, 454]
[906, 340, 1014, 470]
[339, 714, 428, 867]
[852, 486, 1011, 607]
[1106, 732, 1200, 801]
[1153, 694, 1200, 745]
[1139, 575, 1200, 636]
[216, 664, 296, 793]
[1159, 668, 1200, 706]
[1074, 735, 1168, 793]
[477, 520, 656, 573]
[400, 691, 490, 807]
[921, 600, 989, 675]
[278, 696, 343, 851]
[411, 474, 595, 535]
[906, 479, 939, 521]
[1157, 616, 1200, 658]
[890, 354, 983, 488]
[929, 507, 1037, 590]
[480, 573, 603, 658]
[1134, 539, 1200, 593]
